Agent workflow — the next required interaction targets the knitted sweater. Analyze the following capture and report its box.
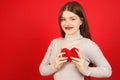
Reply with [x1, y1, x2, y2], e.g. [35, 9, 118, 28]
[39, 30, 112, 80]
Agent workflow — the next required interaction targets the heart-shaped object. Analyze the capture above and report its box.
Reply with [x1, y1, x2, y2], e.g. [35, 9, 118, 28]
[61, 48, 78, 61]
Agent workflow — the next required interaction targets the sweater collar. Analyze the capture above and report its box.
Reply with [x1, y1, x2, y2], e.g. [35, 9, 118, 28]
[65, 30, 83, 41]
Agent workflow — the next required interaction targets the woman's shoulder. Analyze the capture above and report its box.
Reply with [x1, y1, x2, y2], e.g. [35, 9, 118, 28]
[81, 37, 92, 43]
[50, 37, 64, 44]
[82, 38, 98, 46]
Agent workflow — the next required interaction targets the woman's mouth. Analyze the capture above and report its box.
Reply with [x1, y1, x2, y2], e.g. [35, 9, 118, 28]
[65, 26, 73, 30]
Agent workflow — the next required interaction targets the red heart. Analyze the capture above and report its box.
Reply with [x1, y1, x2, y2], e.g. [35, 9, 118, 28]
[61, 48, 78, 61]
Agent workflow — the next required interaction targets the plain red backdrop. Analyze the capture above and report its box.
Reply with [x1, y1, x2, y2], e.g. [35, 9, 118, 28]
[0, 0, 120, 80]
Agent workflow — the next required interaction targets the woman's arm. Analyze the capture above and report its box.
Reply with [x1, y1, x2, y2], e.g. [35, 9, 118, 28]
[82, 40, 112, 78]
[39, 39, 57, 76]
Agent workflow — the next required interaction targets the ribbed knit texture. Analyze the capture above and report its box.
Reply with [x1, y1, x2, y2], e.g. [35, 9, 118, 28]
[39, 30, 112, 80]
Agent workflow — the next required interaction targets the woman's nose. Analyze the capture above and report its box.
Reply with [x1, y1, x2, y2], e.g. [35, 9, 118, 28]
[64, 20, 70, 26]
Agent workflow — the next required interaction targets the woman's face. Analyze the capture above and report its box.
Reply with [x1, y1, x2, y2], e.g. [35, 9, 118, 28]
[60, 11, 82, 35]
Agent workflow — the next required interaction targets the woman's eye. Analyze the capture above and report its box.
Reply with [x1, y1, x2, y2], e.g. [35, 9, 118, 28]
[71, 18, 76, 21]
[60, 18, 65, 21]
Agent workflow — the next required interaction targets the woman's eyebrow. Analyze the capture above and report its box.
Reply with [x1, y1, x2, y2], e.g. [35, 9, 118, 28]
[71, 16, 76, 17]
[61, 16, 77, 18]
[70, 16, 77, 18]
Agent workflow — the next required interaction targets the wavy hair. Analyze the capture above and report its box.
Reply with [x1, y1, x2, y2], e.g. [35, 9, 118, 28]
[58, 1, 91, 39]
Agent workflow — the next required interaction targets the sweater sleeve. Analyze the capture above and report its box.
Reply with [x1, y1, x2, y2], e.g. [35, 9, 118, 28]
[81, 40, 112, 78]
[39, 39, 57, 76]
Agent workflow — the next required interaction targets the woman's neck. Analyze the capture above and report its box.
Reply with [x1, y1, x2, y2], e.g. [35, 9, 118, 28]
[65, 30, 83, 41]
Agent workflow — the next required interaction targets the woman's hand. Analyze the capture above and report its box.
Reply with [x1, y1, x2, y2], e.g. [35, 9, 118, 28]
[55, 52, 68, 70]
[71, 49, 85, 72]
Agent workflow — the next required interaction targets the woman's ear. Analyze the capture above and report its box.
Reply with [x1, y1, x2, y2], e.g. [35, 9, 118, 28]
[80, 18, 83, 25]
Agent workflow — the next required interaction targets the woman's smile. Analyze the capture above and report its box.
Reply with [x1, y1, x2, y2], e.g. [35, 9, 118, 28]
[65, 26, 73, 30]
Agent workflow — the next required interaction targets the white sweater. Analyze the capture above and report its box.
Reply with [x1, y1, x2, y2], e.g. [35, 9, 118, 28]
[39, 30, 112, 80]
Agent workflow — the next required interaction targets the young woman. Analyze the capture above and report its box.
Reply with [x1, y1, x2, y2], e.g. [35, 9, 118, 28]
[39, 1, 112, 80]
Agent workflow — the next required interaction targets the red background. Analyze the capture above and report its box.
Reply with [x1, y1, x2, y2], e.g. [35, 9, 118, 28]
[0, 0, 120, 80]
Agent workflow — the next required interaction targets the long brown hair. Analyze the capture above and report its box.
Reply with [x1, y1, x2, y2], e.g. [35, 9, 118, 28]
[58, 1, 91, 39]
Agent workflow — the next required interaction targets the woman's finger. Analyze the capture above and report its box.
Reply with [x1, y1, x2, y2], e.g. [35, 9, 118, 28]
[75, 49, 83, 59]
[72, 59, 82, 64]
[57, 52, 66, 58]
[58, 57, 68, 61]
[58, 60, 68, 64]
[70, 57, 81, 61]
